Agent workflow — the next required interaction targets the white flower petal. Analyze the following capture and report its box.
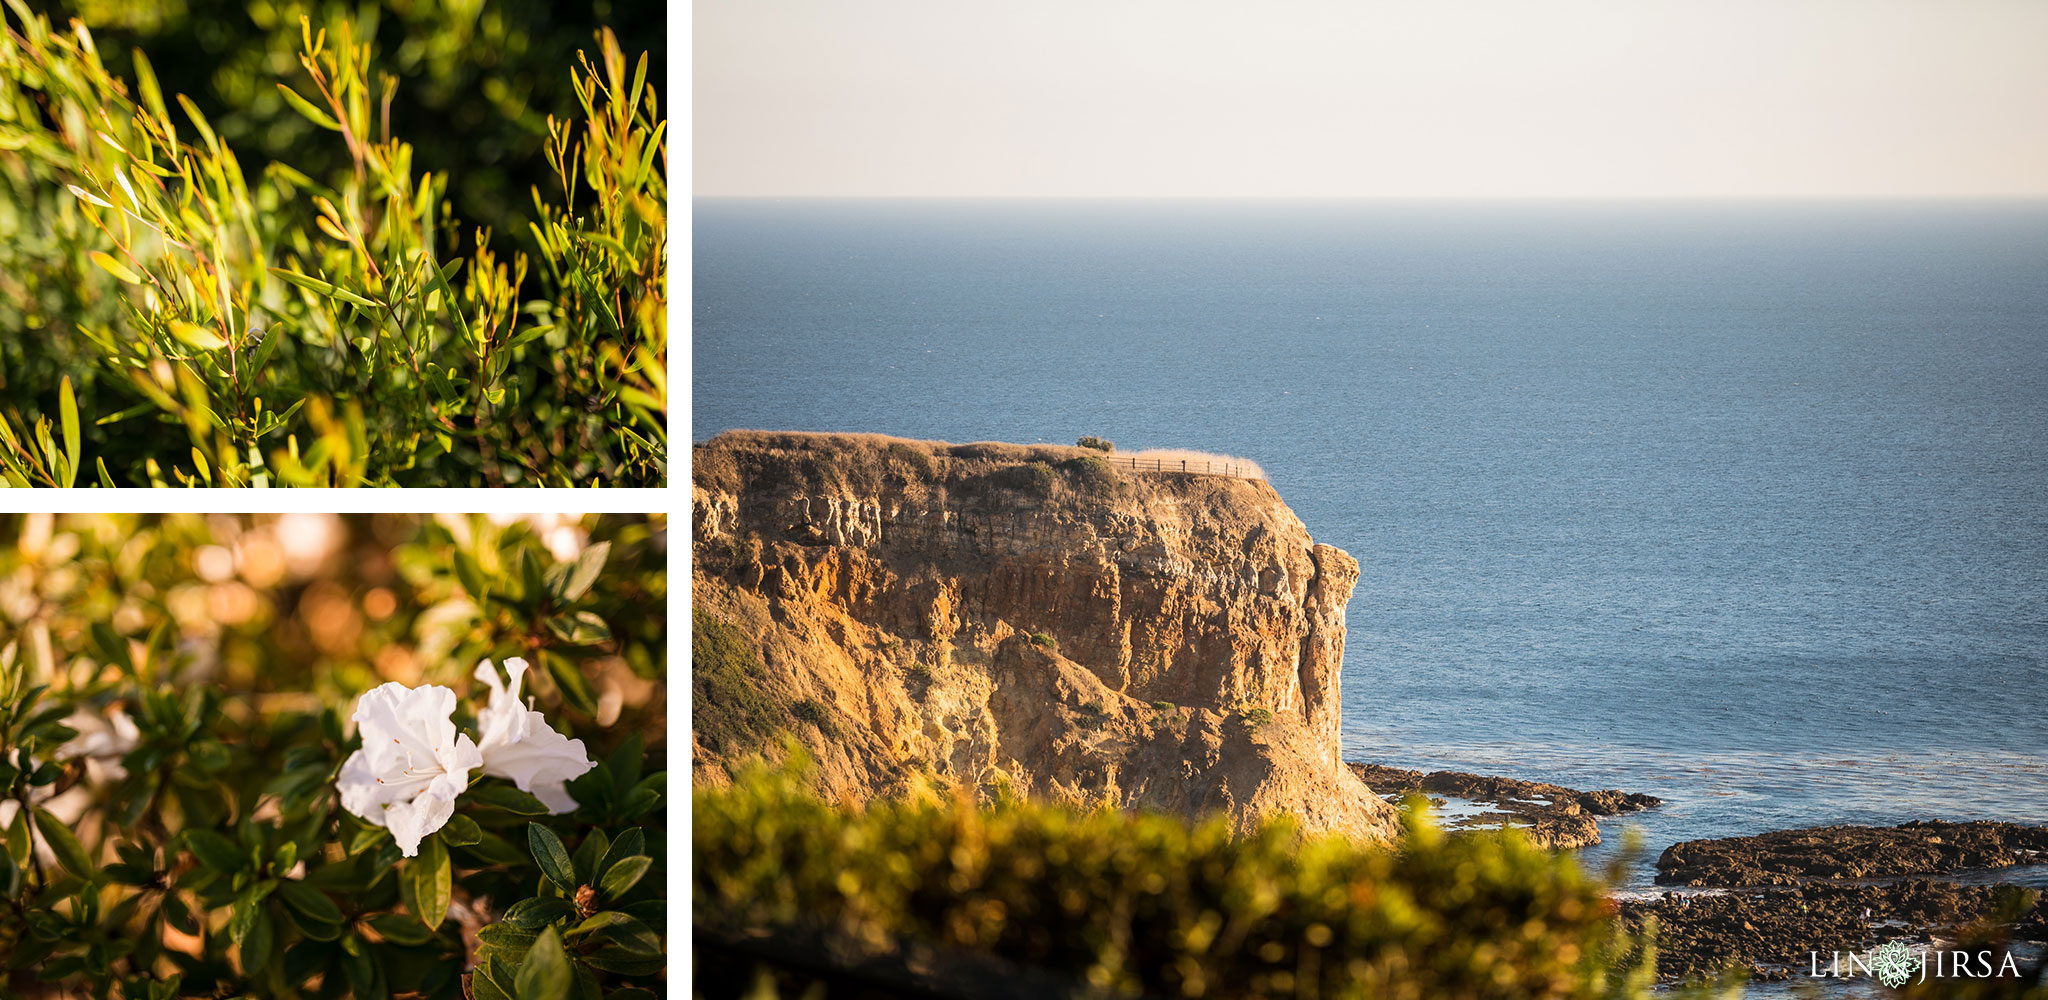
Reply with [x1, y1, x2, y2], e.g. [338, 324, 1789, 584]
[385, 791, 456, 859]
[473, 658, 594, 813]
[336, 682, 479, 854]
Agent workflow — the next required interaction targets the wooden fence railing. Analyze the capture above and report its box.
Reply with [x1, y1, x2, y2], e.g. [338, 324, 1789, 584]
[1097, 455, 1260, 480]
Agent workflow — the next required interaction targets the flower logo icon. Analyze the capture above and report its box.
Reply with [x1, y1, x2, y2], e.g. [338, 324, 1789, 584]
[1872, 942, 1923, 988]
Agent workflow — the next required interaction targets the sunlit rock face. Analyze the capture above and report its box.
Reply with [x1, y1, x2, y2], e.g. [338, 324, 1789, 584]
[691, 431, 1396, 845]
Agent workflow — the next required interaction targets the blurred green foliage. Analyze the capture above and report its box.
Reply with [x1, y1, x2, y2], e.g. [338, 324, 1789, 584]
[0, 513, 667, 997]
[0, 1, 666, 486]
[26, 0, 666, 285]
[696, 758, 1661, 1000]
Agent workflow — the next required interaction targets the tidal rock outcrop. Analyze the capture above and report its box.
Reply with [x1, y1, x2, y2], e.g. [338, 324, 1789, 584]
[1655, 821, 2048, 886]
[691, 431, 1397, 843]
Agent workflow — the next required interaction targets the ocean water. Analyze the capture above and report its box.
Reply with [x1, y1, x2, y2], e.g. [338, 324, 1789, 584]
[693, 199, 2048, 870]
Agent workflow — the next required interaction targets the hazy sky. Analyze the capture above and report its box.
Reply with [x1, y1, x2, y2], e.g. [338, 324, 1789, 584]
[694, 0, 2048, 198]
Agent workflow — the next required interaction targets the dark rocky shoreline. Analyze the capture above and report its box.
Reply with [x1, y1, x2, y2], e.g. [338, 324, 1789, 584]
[1635, 820, 2048, 982]
[1348, 762, 1660, 849]
[1657, 821, 2048, 886]
[1352, 762, 2048, 984]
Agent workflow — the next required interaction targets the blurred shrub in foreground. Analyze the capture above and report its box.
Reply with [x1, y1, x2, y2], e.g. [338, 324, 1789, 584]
[695, 757, 1658, 1000]
[0, 3, 666, 486]
[0, 513, 668, 997]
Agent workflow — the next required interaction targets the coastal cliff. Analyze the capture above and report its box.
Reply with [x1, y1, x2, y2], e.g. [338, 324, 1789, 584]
[692, 431, 1398, 843]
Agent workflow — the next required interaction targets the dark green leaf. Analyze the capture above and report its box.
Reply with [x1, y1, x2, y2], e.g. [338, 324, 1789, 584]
[468, 784, 550, 815]
[543, 653, 599, 716]
[574, 912, 660, 956]
[571, 829, 607, 885]
[452, 549, 490, 603]
[502, 896, 575, 929]
[579, 947, 663, 975]
[407, 835, 452, 930]
[549, 540, 608, 603]
[594, 827, 643, 884]
[544, 611, 611, 646]
[527, 824, 576, 892]
[441, 812, 483, 846]
[32, 808, 95, 880]
[477, 922, 539, 949]
[183, 829, 245, 873]
[456, 829, 531, 867]
[470, 957, 515, 1000]
[515, 926, 571, 1000]
[242, 904, 275, 969]
[598, 855, 649, 900]
[368, 912, 436, 946]
[277, 880, 343, 925]
[606, 733, 644, 800]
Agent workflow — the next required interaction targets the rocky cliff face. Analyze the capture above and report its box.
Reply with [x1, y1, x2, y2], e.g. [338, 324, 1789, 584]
[691, 431, 1397, 843]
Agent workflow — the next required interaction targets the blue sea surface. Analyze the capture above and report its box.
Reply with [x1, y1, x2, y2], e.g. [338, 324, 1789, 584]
[693, 199, 2048, 865]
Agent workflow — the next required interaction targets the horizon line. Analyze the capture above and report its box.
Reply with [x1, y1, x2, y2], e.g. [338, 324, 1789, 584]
[693, 192, 2048, 202]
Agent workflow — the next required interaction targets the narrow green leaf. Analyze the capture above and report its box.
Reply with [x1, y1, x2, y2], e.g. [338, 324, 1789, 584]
[168, 320, 227, 351]
[90, 251, 140, 284]
[132, 48, 168, 125]
[269, 266, 379, 310]
[276, 83, 342, 130]
[514, 926, 571, 1000]
[176, 94, 219, 152]
[57, 377, 78, 488]
[526, 824, 576, 892]
[31, 809, 93, 880]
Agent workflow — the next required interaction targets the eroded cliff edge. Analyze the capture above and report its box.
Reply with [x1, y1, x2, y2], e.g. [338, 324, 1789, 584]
[692, 431, 1398, 843]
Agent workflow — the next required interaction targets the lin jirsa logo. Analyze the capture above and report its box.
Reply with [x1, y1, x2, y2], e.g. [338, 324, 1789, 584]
[1811, 942, 2021, 988]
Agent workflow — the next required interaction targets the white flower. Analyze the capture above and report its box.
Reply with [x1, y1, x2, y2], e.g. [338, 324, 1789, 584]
[56, 706, 141, 764]
[337, 683, 481, 857]
[473, 658, 594, 813]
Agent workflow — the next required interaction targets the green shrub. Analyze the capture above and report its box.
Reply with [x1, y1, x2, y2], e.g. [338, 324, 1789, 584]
[1058, 455, 1120, 491]
[1030, 632, 1056, 649]
[885, 441, 937, 478]
[790, 698, 836, 738]
[996, 461, 1058, 493]
[0, 5, 665, 486]
[1076, 435, 1114, 453]
[1151, 700, 1175, 712]
[0, 513, 669, 996]
[693, 608, 785, 755]
[695, 758, 1649, 999]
